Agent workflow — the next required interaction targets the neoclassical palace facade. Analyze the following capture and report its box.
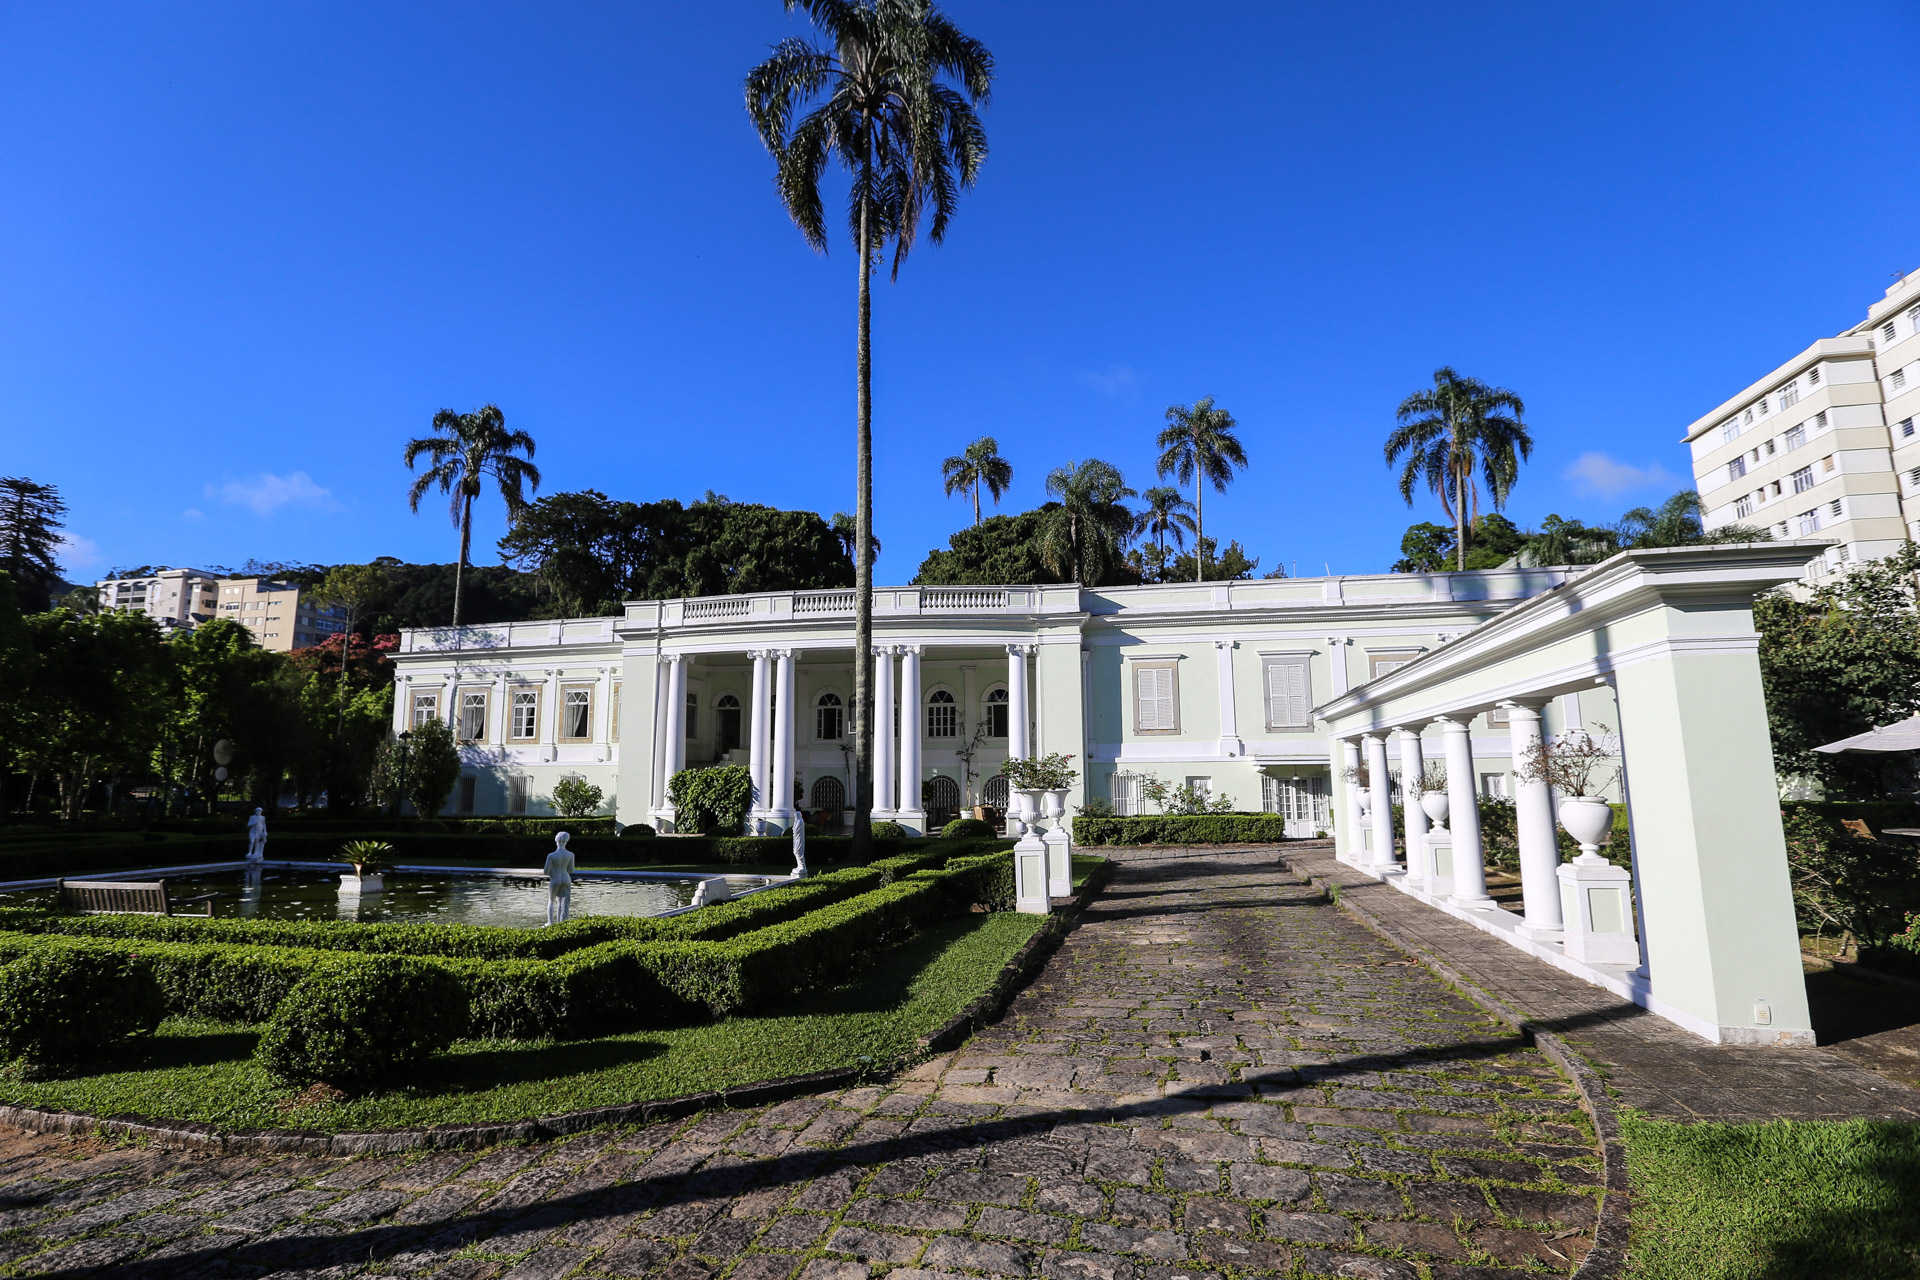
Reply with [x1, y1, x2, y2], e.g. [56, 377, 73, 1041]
[388, 568, 1575, 833]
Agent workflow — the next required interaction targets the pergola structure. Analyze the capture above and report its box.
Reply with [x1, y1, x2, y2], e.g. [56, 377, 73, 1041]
[1317, 542, 1829, 1047]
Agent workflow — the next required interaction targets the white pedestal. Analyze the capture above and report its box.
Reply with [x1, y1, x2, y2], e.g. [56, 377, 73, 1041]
[1014, 832, 1050, 914]
[1425, 831, 1455, 900]
[339, 873, 383, 894]
[1042, 826, 1072, 898]
[1558, 857, 1639, 965]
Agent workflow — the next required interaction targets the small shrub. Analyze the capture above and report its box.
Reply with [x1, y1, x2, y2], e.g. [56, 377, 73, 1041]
[942, 817, 996, 839]
[669, 765, 754, 834]
[551, 776, 605, 820]
[0, 946, 164, 1065]
[1072, 814, 1292, 845]
[620, 822, 656, 839]
[870, 821, 907, 839]
[255, 955, 469, 1090]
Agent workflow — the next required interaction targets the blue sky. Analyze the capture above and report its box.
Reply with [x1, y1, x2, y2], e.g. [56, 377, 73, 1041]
[5, 2, 1918, 585]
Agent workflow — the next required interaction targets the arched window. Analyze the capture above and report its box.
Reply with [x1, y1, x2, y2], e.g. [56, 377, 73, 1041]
[715, 694, 741, 753]
[810, 775, 846, 812]
[983, 773, 1010, 810]
[984, 687, 1009, 738]
[926, 689, 959, 738]
[815, 691, 844, 741]
[923, 775, 961, 827]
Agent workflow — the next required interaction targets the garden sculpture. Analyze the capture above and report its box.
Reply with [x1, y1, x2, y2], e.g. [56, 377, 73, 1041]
[246, 808, 268, 861]
[544, 831, 575, 926]
[792, 820, 808, 878]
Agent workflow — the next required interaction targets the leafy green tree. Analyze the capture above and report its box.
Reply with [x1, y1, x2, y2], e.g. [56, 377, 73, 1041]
[17, 610, 169, 818]
[396, 717, 462, 818]
[1756, 543, 1920, 798]
[912, 509, 1063, 586]
[404, 404, 542, 627]
[358, 560, 542, 635]
[0, 477, 68, 615]
[747, 0, 992, 857]
[1156, 398, 1249, 582]
[0, 571, 31, 817]
[1459, 513, 1529, 569]
[1524, 514, 1619, 567]
[1384, 368, 1531, 571]
[1162, 537, 1259, 583]
[941, 436, 1014, 527]
[1038, 460, 1137, 585]
[157, 618, 282, 815]
[1391, 522, 1456, 573]
[551, 776, 606, 820]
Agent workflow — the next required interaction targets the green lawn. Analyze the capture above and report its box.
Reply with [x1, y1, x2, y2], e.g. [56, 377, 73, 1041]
[0, 911, 1045, 1134]
[1625, 1113, 1920, 1278]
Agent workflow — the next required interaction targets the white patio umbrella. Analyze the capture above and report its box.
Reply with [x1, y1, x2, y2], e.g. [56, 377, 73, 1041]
[1813, 713, 1920, 754]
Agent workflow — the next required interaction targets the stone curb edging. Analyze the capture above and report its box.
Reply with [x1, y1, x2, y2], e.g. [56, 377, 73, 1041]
[0, 863, 1117, 1159]
[1276, 851, 1630, 1280]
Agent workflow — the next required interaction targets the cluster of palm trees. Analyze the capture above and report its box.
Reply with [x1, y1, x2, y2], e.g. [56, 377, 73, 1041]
[936, 394, 1251, 584]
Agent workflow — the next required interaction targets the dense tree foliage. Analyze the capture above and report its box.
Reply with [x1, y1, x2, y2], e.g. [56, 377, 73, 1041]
[913, 509, 1065, 587]
[1757, 543, 1920, 798]
[1390, 492, 1771, 574]
[498, 491, 853, 613]
[0, 477, 68, 615]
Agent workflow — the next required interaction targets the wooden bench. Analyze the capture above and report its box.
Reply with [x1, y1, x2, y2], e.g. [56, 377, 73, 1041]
[54, 879, 216, 917]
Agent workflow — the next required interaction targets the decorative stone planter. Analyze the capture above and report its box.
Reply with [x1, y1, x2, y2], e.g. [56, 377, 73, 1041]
[339, 873, 383, 894]
[1011, 788, 1046, 834]
[1557, 796, 1614, 856]
[1042, 789, 1069, 822]
[1357, 789, 1372, 816]
[1420, 791, 1450, 829]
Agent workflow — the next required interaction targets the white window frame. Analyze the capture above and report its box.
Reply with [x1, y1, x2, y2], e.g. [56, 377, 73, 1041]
[410, 691, 440, 729]
[1260, 654, 1311, 731]
[456, 688, 489, 743]
[1131, 660, 1181, 735]
[982, 685, 1009, 738]
[560, 684, 594, 743]
[815, 690, 845, 741]
[925, 688, 959, 739]
[1790, 465, 1814, 494]
[508, 687, 540, 741]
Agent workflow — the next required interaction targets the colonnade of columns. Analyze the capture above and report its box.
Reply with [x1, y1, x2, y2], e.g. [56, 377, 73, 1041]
[653, 642, 1035, 833]
[1342, 699, 1573, 939]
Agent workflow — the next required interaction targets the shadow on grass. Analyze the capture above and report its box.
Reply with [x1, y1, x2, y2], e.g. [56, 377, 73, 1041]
[45, 1027, 260, 1078]
[425, 1036, 671, 1090]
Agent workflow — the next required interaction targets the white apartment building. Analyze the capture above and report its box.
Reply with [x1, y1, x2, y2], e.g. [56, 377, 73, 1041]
[97, 569, 220, 630]
[211, 577, 346, 652]
[1687, 268, 1920, 579]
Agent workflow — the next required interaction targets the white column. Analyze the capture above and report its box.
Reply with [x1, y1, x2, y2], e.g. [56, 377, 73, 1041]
[1397, 724, 1429, 887]
[661, 656, 687, 826]
[1439, 716, 1494, 908]
[1215, 641, 1241, 757]
[747, 649, 771, 828]
[771, 648, 795, 827]
[649, 662, 668, 815]
[1365, 732, 1397, 873]
[873, 645, 897, 818]
[1007, 644, 1032, 760]
[1339, 737, 1364, 865]
[1505, 700, 1564, 937]
[898, 644, 924, 829]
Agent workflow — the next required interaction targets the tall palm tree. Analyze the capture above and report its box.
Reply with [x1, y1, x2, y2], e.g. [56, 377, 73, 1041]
[1038, 459, 1137, 585]
[404, 404, 540, 627]
[747, 0, 991, 854]
[1384, 368, 1530, 572]
[1155, 397, 1249, 583]
[941, 435, 1013, 526]
[1135, 485, 1197, 555]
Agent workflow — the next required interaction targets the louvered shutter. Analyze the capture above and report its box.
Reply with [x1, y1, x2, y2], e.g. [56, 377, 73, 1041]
[1135, 665, 1176, 731]
[1265, 661, 1308, 729]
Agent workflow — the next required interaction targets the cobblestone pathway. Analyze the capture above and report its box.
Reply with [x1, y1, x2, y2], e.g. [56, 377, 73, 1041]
[0, 850, 1602, 1280]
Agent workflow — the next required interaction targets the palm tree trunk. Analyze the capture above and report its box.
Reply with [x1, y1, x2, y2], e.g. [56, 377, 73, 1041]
[454, 494, 472, 627]
[972, 481, 981, 527]
[1194, 476, 1204, 584]
[1454, 457, 1466, 572]
[851, 193, 875, 861]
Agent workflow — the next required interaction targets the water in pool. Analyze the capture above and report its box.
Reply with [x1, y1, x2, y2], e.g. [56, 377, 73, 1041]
[22, 869, 777, 928]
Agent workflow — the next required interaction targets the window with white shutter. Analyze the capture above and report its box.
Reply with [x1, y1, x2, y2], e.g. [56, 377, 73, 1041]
[1263, 660, 1310, 730]
[1133, 663, 1179, 734]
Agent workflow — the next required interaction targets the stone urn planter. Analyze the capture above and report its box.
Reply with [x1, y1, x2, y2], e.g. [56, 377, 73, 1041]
[1042, 789, 1070, 822]
[1420, 791, 1448, 828]
[1357, 789, 1372, 816]
[1012, 788, 1046, 827]
[1558, 796, 1614, 862]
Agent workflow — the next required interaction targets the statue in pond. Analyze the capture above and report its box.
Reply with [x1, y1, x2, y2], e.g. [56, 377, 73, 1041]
[544, 831, 575, 926]
[246, 808, 268, 861]
[792, 820, 808, 879]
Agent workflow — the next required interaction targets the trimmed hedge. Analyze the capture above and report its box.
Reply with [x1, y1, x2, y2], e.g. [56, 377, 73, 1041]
[0, 945, 164, 1064]
[1072, 814, 1293, 845]
[255, 956, 468, 1089]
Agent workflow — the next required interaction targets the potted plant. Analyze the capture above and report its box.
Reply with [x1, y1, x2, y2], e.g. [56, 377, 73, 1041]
[1416, 762, 1450, 829]
[1514, 728, 1621, 862]
[1343, 760, 1372, 814]
[1000, 755, 1050, 826]
[339, 839, 395, 893]
[1034, 753, 1078, 820]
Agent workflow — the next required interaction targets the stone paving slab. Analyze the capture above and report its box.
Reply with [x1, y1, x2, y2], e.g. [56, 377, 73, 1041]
[0, 849, 1604, 1278]
[1275, 841, 1920, 1123]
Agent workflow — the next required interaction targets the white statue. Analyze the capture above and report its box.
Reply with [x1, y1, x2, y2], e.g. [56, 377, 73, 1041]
[792, 820, 808, 879]
[544, 831, 575, 926]
[246, 808, 268, 861]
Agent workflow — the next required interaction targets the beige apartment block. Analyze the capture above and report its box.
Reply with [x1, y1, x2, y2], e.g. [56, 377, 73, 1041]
[97, 568, 220, 630]
[211, 577, 346, 651]
[1685, 268, 1920, 581]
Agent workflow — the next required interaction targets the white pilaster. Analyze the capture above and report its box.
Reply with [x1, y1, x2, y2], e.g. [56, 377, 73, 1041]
[1505, 700, 1564, 937]
[771, 648, 795, 828]
[541, 668, 561, 763]
[1365, 732, 1397, 873]
[596, 665, 615, 760]
[873, 645, 897, 820]
[748, 649, 771, 829]
[898, 644, 924, 830]
[1339, 737, 1363, 866]
[1215, 640, 1242, 758]
[659, 656, 686, 827]
[1327, 636, 1350, 696]
[1007, 643, 1032, 760]
[1439, 716, 1494, 909]
[1397, 725, 1428, 887]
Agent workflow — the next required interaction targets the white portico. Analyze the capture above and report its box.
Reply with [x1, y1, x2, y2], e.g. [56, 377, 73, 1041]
[389, 568, 1578, 832]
